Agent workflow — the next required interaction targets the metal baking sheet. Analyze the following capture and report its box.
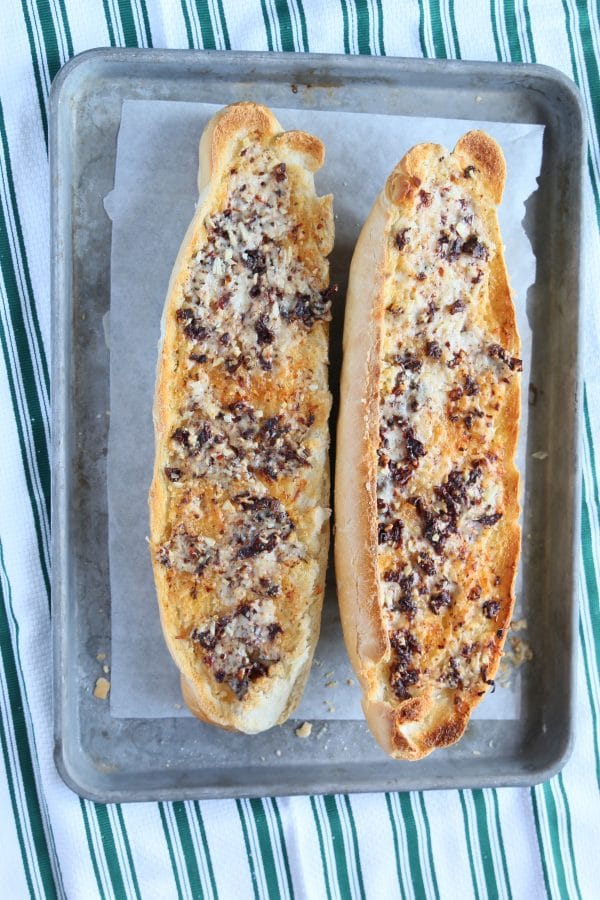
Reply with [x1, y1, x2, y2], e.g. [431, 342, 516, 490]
[51, 48, 583, 802]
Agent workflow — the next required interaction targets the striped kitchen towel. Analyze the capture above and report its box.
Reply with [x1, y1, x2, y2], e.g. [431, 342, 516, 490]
[1, 1, 599, 898]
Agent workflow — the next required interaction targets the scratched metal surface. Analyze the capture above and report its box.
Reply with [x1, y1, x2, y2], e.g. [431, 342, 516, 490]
[50, 49, 583, 802]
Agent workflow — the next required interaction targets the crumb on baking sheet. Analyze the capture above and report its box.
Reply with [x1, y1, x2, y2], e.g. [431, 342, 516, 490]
[93, 677, 110, 700]
[509, 636, 533, 664]
[96, 652, 106, 662]
[510, 618, 527, 632]
[326, 681, 338, 689]
[346, 678, 356, 687]
[497, 631, 533, 686]
[295, 722, 312, 739]
[275, 749, 282, 757]
[532, 450, 548, 460]
[102, 664, 109, 674]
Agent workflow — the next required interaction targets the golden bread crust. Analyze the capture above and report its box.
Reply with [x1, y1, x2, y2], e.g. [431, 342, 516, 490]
[336, 131, 521, 760]
[149, 103, 334, 734]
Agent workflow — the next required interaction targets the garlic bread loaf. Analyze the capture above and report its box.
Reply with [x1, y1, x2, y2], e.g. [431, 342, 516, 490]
[335, 131, 521, 759]
[149, 103, 335, 733]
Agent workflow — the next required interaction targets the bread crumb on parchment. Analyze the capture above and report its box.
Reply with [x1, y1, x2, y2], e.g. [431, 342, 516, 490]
[497, 619, 533, 687]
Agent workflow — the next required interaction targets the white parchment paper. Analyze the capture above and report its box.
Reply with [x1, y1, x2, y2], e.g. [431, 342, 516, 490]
[106, 99, 543, 721]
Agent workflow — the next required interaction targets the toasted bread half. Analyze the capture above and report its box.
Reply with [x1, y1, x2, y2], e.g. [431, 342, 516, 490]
[335, 131, 521, 759]
[149, 103, 335, 733]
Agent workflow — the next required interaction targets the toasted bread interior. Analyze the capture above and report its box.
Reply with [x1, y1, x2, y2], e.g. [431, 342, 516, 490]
[149, 103, 334, 734]
[335, 131, 521, 759]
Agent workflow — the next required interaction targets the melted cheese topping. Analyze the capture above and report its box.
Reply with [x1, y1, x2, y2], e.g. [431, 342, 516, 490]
[376, 161, 521, 705]
[157, 143, 332, 699]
